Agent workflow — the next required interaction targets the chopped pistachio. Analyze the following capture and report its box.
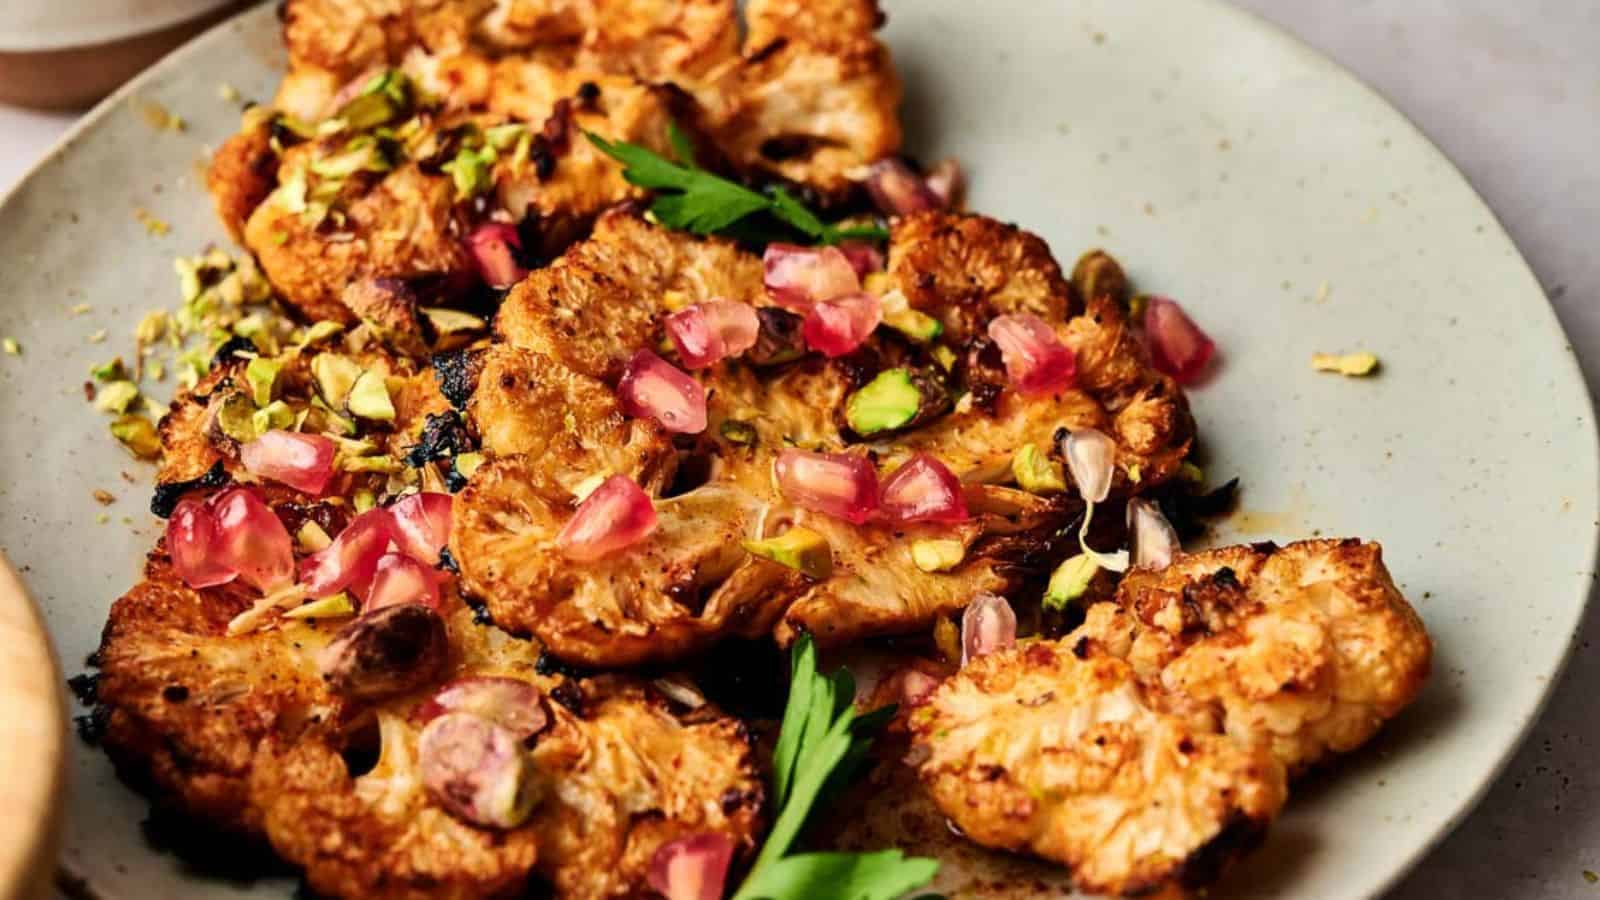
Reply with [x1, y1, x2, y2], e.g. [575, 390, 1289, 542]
[245, 356, 282, 406]
[110, 415, 161, 460]
[845, 368, 922, 435]
[353, 489, 377, 513]
[879, 289, 942, 343]
[147, 360, 166, 381]
[443, 144, 497, 198]
[1012, 443, 1067, 494]
[1128, 293, 1150, 321]
[218, 82, 241, 103]
[1179, 461, 1204, 484]
[719, 419, 758, 446]
[282, 592, 355, 620]
[252, 400, 295, 434]
[1070, 249, 1129, 304]
[86, 329, 108, 344]
[216, 392, 259, 442]
[484, 123, 526, 149]
[68, 303, 92, 317]
[135, 209, 171, 236]
[339, 454, 401, 474]
[94, 381, 141, 414]
[300, 320, 345, 347]
[311, 353, 363, 408]
[96, 513, 111, 525]
[933, 617, 961, 664]
[90, 358, 127, 381]
[1311, 351, 1380, 377]
[453, 451, 486, 480]
[308, 396, 358, 436]
[420, 307, 487, 346]
[932, 345, 958, 371]
[660, 290, 691, 312]
[862, 272, 892, 295]
[309, 136, 394, 178]
[135, 310, 169, 345]
[571, 472, 609, 503]
[911, 539, 965, 573]
[743, 527, 833, 580]
[1, 337, 17, 356]
[1044, 554, 1100, 611]
[347, 369, 396, 421]
[1126, 463, 1143, 483]
[296, 520, 334, 552]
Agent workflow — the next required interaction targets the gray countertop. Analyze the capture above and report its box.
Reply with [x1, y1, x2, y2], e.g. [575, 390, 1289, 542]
[4, 1, 1597, 896]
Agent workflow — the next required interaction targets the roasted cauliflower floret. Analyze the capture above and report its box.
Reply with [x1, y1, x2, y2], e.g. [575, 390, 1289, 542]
[1078, 539, 1433, 773]
[908, 640, 1288, 896]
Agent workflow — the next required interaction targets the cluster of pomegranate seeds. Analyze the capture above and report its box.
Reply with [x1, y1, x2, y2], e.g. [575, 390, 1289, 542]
[414, 676, 549, 740]
[774, 449, 880, 524]
[557, 474, 659, 561]
[168, 488, 295, 592]
[987, 313, 1076, 395]
[388, 491, 453, 565]
[863, 158, 943, 217]
[802, 293, 882, 358]
[299, 492, 455, 604]
[364, 551, 444, 612]
[1143, 295, 1215, 384]
[240, 430, 337, 496]
[647, 833, 736, 900]
[618, 350, 708, 433]
[761, 244, 860, 313]
[665, 299, 760, 369]
[961, 592, 1017, 665]
[466, 222, 529, 289]
[879, 454, 968, 524]
[300, 507, 397, 598]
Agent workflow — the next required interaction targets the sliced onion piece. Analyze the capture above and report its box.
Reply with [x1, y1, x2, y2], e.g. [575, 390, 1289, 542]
[879, 453, 969, 524]
[774, 449, 879, 524]
[618, 350, 708, 434]
[666, 299, 760, 369]
[838, 241, 885, 278]
[364, 551, 444, 612]
[864, 157, 942, 217]
[388, 491, 453, 565]
[419, 712, 541, 829]
[466, 222, 528, 290]
[647, 832, 736, 900]
[961, 592, 1017, 665]
[1061, 428, 1116, 504]
[557, 474, 658, 561]
[1143, 295, 1216, 384]
[1128, 498, 1182, 570]
[209, 487, 295, 593]
[762, 243, 860, 312]
[240, 430, 337, 496]
[987, 313, 1076, 395]
[924, 158, 966, 208]
[299, 507, 397, 598]
[415, 676, 549, 740]
[168, 496, 237, 589]
[803, 292, 882, 358]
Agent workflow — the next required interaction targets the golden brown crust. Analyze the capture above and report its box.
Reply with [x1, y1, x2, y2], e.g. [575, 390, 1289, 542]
[206, 124, 278, 242]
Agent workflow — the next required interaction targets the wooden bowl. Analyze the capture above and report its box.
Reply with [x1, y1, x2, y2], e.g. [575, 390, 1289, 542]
[0, 557, 65, 900]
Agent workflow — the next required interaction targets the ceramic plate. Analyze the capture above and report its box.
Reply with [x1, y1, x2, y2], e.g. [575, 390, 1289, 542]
[1, 1, 1593, 898]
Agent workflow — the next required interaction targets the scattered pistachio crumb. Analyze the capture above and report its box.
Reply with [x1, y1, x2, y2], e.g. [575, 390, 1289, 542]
[1179, 461, 1205, 484]
[92, 489, 117, 505]
[135, 208, 171, 236]
[1, 337, 17, 356]
[1584, 870, 1598, 885]
[218, 83, 241, 103]
[138, 99, 186, 133]
[87, 328, 108, 344]
[94, 381, 141, 414]
[96, 513, 111, 525]
[1314, 280, 1330, 304]
[68, 303, 92, 317]
[1311, 351, 1380, 377]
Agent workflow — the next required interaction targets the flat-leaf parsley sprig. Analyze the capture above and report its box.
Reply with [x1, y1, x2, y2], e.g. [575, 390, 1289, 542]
[730, 635, 938, 900]
[586, 126, 888, 246]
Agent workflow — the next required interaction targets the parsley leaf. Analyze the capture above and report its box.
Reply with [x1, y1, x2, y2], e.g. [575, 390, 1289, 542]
[585, 130, 889, 245]
[731, 636, 938, 900]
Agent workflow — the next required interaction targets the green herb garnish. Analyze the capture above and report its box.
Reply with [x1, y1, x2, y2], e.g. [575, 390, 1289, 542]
[730, 636, 938, 900]
[586, 127, 888, 246]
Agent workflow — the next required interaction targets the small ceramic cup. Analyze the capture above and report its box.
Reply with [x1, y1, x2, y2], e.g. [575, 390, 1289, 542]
[0, 0, 245, 109]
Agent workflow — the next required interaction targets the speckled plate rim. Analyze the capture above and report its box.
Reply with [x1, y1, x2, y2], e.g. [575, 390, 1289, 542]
[0, 1, 1593, 897]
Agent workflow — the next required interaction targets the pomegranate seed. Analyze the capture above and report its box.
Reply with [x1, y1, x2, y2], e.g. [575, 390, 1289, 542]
[665, 299, 760, 369]
[879, 453, 968, 524]
[389, 492, 453, 565]
[762, 243, 860, 312]
[647, 833, 736, 900]
[1061, 428, 1117, 503]
[864, 157, 942, 217]
[838, 241, 885, 278]
[557, 474, 658, 561]
[618, 350, 707, 434]
[240, 430, 337, 496]
[803, 292, 882, 357]
[774, 449, 879, 524]
[209, 487, 295, 593]
[414, 677, 549, 740]
[300, 507, 397, 599]
[961, 592, 1017, 665]
[167, 496, 237, 589]
[1128, 498, 1182, 570]
[924, 158, 965, 208]
[987, 313, 1076, 395]
[466, 222, 528, 289]
[1143, 296, 1216, 384]
[364, 551, 444, 612]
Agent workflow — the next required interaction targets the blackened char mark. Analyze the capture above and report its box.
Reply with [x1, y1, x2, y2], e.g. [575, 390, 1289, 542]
[150, 461, 229, 518]
[209, 335, 258, 369]
[431, 349, 480, 411]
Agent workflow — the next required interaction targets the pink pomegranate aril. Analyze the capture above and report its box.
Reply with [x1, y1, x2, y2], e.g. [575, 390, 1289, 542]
[466, 222, 528, 289]
[240, 430, 337, 496]
[647, 832, 736, 900]
[557, 474, 658, 561]
[838, 241, 885, 278]
[864, 157, 943, 217]
[774, 449, 879, 524]
[388, 492, 453, 565]
[762, 243, 861, 312]
[363, 551, 444, 612]
[666, 300, 760, 369]
[924, 158, 966, 208]
[618, 350, 707, 434]
[803, 292, 882, 358]
[1143, 295, 1216, 384]
[987, 313, 1077, 395]
[209, 487, 296, 593]
[879, 453, 969, 524]
[167, 497, 238, 589]
[961, 592, 1017, 665]
[414, 676, 549, 740]
[299, 507, 397, 598]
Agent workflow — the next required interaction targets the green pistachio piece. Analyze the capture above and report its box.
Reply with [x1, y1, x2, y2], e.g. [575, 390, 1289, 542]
[932, 345, 958, 371]
[109, 415, 161, 460]
[719, 420, 758, 446]
[845, 368, 922, 436]
[1012, 443, 1067, 494]
[216, 392, 260, 443]
[743, 527, 833, 580]
[297, 520, 334, 552]
[90, 358, 127, 381]
[347, 369, 396, 421]
[420, 307, 487, 349]
[94, 380, 141, 414]
[353, 489, 377, 513]
[245, 356, 282, 407]
[453, 452, 486, 480]
[1044, 554, 1100, 611]
[911, 539, 965, 573]
[282, 592, 355, 620]
[880, 289, 943, 343]
[340, 455, 401, 474]
[311, 353, 363, 409]
[1071, 249, 1129, 304]
[252, 400, 295, 434]
[300, 320, 345, 347]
